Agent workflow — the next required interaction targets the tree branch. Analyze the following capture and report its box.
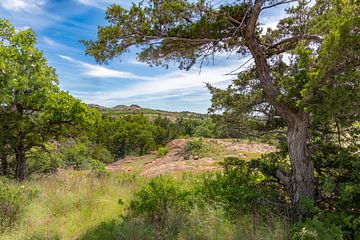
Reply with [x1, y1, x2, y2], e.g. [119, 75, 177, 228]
[269, 34, 324, 49]
[276, 169, 290, 187]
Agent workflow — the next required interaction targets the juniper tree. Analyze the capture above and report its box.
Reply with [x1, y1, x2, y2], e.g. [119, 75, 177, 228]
[83, 0, 360, 217]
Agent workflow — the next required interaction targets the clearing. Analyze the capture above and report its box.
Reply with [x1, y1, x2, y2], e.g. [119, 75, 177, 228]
[106, 138, 276, 177]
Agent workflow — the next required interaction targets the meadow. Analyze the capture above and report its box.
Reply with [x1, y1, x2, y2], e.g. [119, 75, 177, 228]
[1, 170, 291, 240]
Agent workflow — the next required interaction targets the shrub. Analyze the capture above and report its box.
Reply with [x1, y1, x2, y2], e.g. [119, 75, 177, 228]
[0, 177, 37, 231]
[193, 120, 216, 138]
[89, 159, 109, 177]
[27, 145, 61, 175]
[156, 147, 169, 157]
[184, 138, 209, 160]
[129, 176, 195, 225]
[90, 145, 114, 164]
[291, 218, 343, 240]
[59, 141, 92, 170]
[58, 140, 115, 171]
[200, 156, 284, 217]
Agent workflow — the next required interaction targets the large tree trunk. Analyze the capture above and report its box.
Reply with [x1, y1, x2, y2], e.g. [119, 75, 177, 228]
[1, 154, 8, 176]
[15, 150, 26, 181]
[287, 115, 315, 218]
[243, 0, 315, 219]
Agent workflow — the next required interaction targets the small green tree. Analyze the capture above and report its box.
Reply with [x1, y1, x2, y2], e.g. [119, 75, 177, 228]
[0, 20, 98, 180]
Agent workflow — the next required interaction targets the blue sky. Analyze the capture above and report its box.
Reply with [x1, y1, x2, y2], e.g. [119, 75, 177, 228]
[0, 0, 288, 113]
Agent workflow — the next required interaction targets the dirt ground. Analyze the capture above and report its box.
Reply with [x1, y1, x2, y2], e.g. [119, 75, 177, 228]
[106, 138, 276, 177]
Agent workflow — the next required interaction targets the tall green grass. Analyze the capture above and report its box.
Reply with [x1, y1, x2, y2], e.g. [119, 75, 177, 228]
[0, 171, 143, 240]
[1, 170, 289, 240]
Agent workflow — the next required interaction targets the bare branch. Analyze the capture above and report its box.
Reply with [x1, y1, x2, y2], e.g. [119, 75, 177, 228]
[225, 57, 254, 75]
[265, 34, 324, 56]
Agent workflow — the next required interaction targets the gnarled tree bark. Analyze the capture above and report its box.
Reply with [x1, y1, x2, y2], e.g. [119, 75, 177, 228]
[15, 149, 26, 181]
[243, 0, 315, 219]
[1, 153, 8, 176]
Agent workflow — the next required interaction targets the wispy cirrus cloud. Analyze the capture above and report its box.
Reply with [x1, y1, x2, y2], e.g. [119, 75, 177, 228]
[67, 57, 249, 107]
[0, 0, 46, 13]
[59, 55, 154, 80]
[75, 0, 129, 10]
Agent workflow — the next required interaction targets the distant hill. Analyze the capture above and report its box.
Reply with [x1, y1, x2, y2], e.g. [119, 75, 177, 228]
[88, 104, 208, 121]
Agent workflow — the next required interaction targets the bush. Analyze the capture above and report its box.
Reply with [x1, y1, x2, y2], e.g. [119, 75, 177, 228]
[291, 218, 343, 240]
[120, 172, 288, 240]
[193, 120, 217, 138]
[156, 147, 169, 157]
[27, 144, 62, 175]
[90, 145, 114, 164]
[59, 141, 92, 170]
[89, 159, 109, 177]
[200, 156, 284, 217]
[57, 140, 115, 171]
[0, 177, 37, 231]
[184, 138, 209, 160]
[129, 176, 195, 225]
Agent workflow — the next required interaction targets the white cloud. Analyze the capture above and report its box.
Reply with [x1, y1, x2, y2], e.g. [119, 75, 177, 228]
[42, 37, 81, 55]
[59, 55, 154, 80]
[66, 57, 250, 106]
[43, 37, 62, 47]
[0, 0, 46, 13]
[76, 0, 125, 9]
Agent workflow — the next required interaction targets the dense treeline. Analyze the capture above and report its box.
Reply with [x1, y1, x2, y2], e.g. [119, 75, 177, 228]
[1, 109, 216, 179]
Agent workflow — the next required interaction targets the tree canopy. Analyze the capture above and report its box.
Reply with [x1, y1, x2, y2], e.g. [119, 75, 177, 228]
[0, 19, 98, 180]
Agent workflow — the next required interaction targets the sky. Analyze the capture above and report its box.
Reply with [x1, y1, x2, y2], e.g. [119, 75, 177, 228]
[0, 0, 289, 113]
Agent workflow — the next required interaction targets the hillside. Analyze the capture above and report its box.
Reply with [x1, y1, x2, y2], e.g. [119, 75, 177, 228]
[88, 104, 208, 121]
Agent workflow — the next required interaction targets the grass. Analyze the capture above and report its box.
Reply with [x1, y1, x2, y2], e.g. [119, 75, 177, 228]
[0, 170, 289, 240]
[77, 174, 290, 240]
[0, 171, 144, 240]
[123, 155, 156, 174]
[0, 138, 282, 239]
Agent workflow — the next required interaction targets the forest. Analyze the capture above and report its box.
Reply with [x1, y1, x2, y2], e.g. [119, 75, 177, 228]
[0, 0, 359, 239]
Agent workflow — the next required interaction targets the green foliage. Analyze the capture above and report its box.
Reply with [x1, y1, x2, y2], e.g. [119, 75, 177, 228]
[58, 141, 93, 170]
[200, 157, 283, 216]
[96, 115, 158, 158]
[79, 217, 156, 240]
[156, 147, 169, 157]
[90, 145, 114, 164]
[113, 170, 289, 240]
[193, 120, 217, 138]
[184, 138, 210, 160]
[0, 19, 99, 180]
[291, 218, 343, 240]
[129, 176, 195, 225]
[0, 177, 37, 231]
[312, 135, 360, 239]
[27, 145, 61, 175]
[27, 232, 61, 240]
[89, 159, 108, 177]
